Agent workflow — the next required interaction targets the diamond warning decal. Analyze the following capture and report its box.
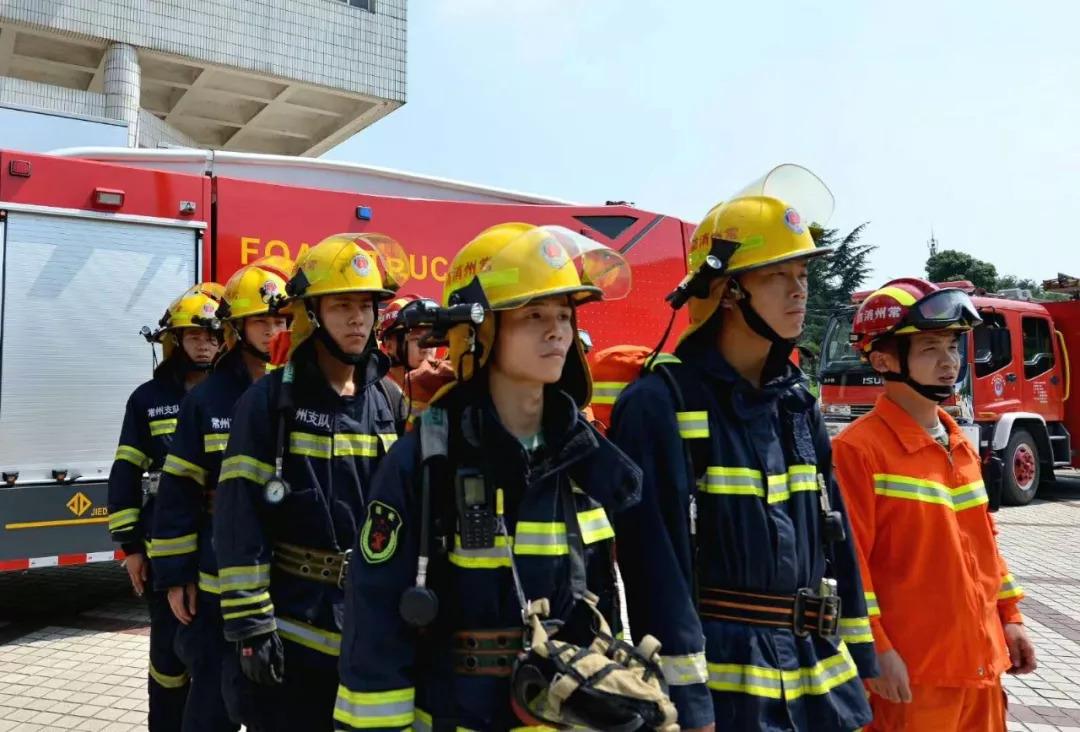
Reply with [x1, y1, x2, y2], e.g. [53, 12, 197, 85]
[67, 492, 91, 517]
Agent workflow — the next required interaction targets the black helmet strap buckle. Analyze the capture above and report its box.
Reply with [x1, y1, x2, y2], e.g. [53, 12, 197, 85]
[664, 237, 739, 311]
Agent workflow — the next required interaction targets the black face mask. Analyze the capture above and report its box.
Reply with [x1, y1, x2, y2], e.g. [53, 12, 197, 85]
[881, 338, 955, 403]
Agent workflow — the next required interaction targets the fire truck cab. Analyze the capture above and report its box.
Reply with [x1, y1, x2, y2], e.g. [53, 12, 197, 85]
[820, 281, 1080, 506]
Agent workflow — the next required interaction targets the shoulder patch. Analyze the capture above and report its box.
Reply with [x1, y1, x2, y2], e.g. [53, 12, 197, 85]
[360, 500, 402, 564]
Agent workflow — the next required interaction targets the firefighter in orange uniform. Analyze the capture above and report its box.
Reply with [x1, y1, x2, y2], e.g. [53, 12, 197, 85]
[833, 278, 1037, 731]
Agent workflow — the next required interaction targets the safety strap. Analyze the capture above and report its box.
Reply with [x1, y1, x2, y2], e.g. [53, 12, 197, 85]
[698, 586, 840, 638]
[652, 362, 702, 605]
[558, 475, 588, 603]
[377, 377, 409, 436]
[273, 541, 350, 587]
[415, 407, 450, 591]
[451, 627, 523, 677]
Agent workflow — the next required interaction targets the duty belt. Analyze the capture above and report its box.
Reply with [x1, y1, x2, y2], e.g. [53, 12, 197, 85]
[273, 542, 351, 589]
[451, 627, 524, 677]
[698, 586, 841, 638]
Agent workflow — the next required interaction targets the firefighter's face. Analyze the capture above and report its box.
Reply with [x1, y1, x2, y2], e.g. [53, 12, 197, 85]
[874, 332, 962, 385]
[319, 293, 375, 355]
[492, 297, 574, 385]
[404, 331, 436, 370]
[181, 328, 221, 365]
[243, 315, 289, 355]
[730, 260, 809, 340]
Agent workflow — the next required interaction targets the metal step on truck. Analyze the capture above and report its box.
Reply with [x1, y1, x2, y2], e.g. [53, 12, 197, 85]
[819, 278, 1080, 506]
[0, 146, 694, 572]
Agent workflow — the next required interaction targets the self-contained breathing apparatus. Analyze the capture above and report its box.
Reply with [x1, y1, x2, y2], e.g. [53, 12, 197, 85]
[396, 400, 678, 731]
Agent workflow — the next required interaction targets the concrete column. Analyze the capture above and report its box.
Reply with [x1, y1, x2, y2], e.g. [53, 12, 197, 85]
[103, 42, 140, 147]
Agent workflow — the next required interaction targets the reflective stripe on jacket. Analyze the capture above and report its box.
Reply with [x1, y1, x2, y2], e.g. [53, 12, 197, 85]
[108, 370, 186, 553]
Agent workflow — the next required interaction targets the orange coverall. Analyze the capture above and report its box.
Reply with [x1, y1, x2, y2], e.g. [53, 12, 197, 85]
[833, 395, 1024, 731]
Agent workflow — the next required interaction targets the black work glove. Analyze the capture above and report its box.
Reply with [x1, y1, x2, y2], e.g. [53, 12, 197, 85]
[238, 631, 285, 686]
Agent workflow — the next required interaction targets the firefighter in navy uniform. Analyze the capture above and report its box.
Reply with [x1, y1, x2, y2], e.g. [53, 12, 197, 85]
[109, 283, 224, 732]
[609, 167, 878, 731]
[334, 224, 678, 732]
[151, 258, 291, 731]
[213, 234, 406, 731]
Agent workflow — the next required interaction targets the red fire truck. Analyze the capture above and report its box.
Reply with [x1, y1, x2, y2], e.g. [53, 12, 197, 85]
[0, 147, 693, 572]
[819, 280, 1080, 506]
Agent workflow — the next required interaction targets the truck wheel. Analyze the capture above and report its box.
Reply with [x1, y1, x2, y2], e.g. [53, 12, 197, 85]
[1001, 429, 1041, 506]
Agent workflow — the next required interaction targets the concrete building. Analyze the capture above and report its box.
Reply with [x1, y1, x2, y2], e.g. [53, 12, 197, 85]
[0, 0, 407, 154]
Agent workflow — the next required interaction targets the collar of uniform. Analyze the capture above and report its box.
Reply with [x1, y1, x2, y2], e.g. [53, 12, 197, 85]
[152, 358, 189, 397]
[679, 343, 805, 417]
[290, 339, 390, 406]
[215, 346, 252, 387]
[875, 394, 964, 454]
[445, 381, 640, 512]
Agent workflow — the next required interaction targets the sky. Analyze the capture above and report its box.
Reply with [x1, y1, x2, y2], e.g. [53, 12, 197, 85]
[329, 0, 1080, 285]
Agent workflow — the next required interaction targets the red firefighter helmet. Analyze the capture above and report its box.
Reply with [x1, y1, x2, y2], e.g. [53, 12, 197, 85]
[851, 278, 981, 354]
[377, 294, 436, 342]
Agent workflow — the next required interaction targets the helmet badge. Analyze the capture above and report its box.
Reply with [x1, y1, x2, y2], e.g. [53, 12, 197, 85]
[783, 207, 804, 235]
[260, 279, 280, 303]
[351, 253, 372, 277]
[540, 240, 568, 270]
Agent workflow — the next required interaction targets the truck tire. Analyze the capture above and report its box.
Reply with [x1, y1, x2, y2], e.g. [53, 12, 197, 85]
[1001, 429, 1041, 506]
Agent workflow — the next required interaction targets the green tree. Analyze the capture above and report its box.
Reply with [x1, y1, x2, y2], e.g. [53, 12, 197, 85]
[995, 274, 1068, 301]
[802, 223, 876, 366]
[925, 249, 998, 290]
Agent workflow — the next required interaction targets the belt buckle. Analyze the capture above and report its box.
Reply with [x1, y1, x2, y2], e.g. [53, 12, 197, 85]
[792, 588, 813, 638]
[337, 549, 352, 589]
[818, 593, 841, 638]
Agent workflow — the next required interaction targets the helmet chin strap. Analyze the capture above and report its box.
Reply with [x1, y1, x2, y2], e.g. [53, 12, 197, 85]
[233, 321, 272, 363]
[882, 338, 954, 403]
[732, 279, 799, 381]
[387, 332, 408, 369]
[175, 334, 216, 372]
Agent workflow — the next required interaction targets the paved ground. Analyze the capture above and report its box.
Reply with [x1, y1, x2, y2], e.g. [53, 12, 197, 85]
[0, 479, 1078, 731]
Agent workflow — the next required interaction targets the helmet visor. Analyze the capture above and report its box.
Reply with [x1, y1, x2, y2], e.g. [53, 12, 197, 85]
[729, 164, 835, 227]
[909, 289, 982, 330]
[479, 225, 631, 309]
